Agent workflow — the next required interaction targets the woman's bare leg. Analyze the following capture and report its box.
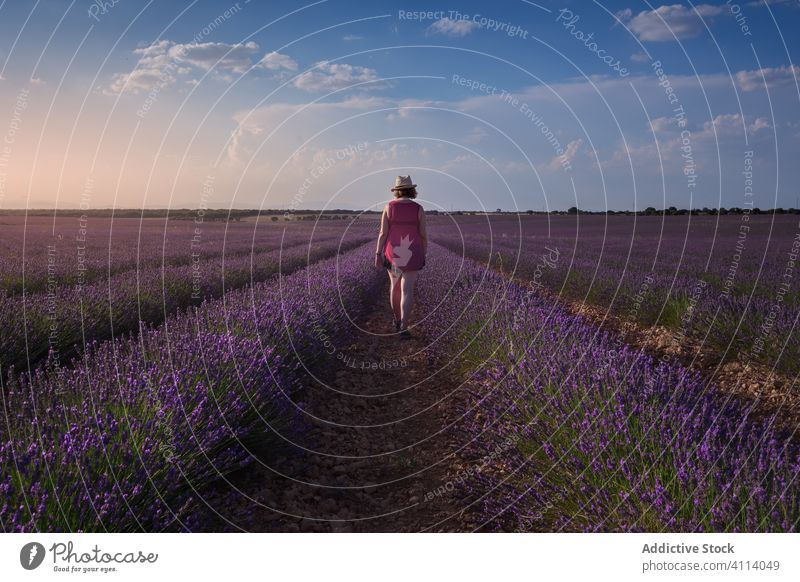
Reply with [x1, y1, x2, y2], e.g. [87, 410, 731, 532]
[388, 271, 402, 322]
[399, 270, 418, 329]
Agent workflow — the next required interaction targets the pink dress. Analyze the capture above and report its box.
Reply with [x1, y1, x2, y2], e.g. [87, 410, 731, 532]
[385, 200, 425, 272]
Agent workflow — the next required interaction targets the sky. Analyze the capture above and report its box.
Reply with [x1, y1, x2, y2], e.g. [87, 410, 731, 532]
[0, 0, 798, 212]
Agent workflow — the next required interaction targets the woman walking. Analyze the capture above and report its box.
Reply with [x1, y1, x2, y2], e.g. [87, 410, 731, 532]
[375, 175, 427, 339]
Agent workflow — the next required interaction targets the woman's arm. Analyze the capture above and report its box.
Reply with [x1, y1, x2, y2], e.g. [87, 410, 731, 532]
[418, 206, 427, 254]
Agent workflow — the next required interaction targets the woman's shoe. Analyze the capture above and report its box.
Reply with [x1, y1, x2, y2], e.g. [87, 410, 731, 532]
[399, 328, 412, 340]
[392, 317, 400, 332]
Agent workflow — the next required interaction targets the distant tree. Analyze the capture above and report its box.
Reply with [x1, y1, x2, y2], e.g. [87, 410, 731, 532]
[644, 207, 657, 216]
[667, 206, 678, 215]
[752, 207, 761, 214]
[526, 210, 534, 215]
[567, 206, 578, 215]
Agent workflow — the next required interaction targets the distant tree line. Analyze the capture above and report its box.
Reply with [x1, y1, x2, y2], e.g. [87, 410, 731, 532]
[5, 207, 797, 219]
[559, 206, 800, 216]
[0, 209, 385, 220]
[439, 207, 800, 216]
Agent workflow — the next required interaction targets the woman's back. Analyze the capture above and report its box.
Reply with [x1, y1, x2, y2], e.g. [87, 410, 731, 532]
[386, 199, 424, 271]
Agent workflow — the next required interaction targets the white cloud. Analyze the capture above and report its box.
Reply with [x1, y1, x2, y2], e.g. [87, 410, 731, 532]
[618, 4, 724, 41]
[615, 9, 633, 21]
[104, 40, 261, 95]
[386, 106, 416, 121]
[700, 113, 771, 136]
[702, 113, 747, 136]
[604, 112, 772, 171]
[630, 51, 650, 63]
[600, 141, 662, 170]
[538, 138, 584, 173]
[384, 99, 438, 121]
[221, 65, 795, 207]
[225, 96, 387, 164]
[427, 17, 480, 37]
[256, 51, 298, 71]
[441, 153, 478, 172]
[463, 126, 489, 145]
[650, 116, 674, 133]
[735, 64, 800, 92]
[105, 69, 170, 96]
[749, 117, 771, 132]
[342, 34, 363, 41]
[649, 112, 768, 140]
[170, 41, 259, 73]
[491, 138, 588, 175]
[386, 107, 415, 121]
[292, 61, 383, 92]
[104, 40, 173, 95]
[134, 39, 172, 62]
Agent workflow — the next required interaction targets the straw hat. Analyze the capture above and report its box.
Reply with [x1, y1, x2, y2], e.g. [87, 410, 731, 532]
[390, 175, 417, 191]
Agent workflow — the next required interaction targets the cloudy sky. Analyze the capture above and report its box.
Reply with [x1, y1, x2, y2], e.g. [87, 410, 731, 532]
[0, 0, 798, 211]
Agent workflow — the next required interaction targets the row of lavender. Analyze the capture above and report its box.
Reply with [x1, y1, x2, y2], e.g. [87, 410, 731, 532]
[416, 243, 800, 531]
[0, 217, 365, 295]
[0, 243, 383, 532]
[0, 231, 370, 373]
[431, 215, 800, 375]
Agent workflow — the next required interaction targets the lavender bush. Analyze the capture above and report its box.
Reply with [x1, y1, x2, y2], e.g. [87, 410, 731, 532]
[432, 214, 800, 375]
[0, 231, 369, 373]
[0, 243, 382, 532]
[416, 243, 800, 532]
[0, 216, 363, 295]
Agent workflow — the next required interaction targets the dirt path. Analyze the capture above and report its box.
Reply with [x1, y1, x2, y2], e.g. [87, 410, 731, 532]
[221, 286, 479, 532]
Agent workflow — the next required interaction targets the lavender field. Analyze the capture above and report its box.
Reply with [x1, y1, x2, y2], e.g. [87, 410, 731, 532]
[0, 216, 372, 372]
[1, 214, 798, 532]
[415, 240, 800, 532]
[433, 214, 800, 376]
